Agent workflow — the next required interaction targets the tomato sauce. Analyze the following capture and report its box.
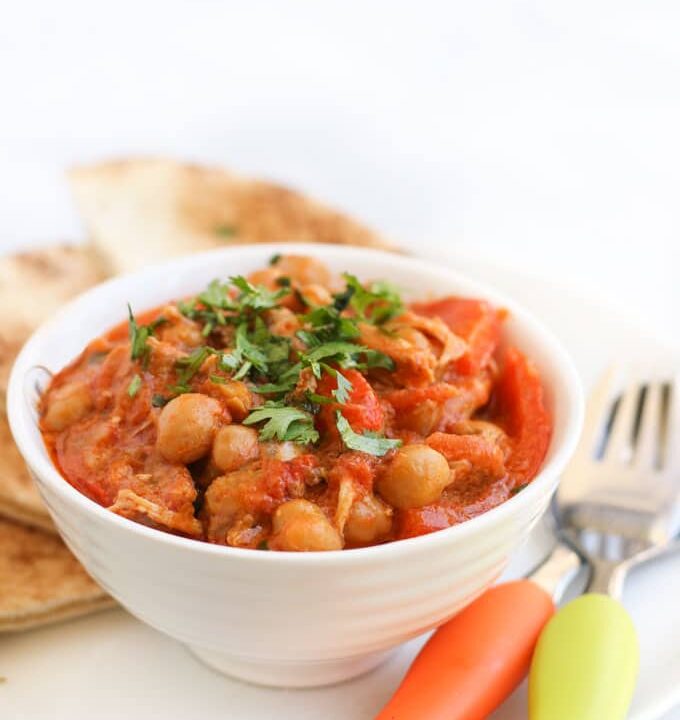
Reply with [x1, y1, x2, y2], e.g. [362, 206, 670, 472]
[40, 255, 552, 551]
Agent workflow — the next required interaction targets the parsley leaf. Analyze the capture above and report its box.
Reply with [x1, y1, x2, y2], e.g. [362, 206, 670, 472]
[244, 402, 319, 444]
[179, 276, 289, 332]
[230, 276, 290, 311]
[198, 279, 233, 312]
[302, 305, 360, 344]
[331, 369, 353, 403]
[363, 349, 396, 371]
[220, 321, 288, 381]
[127, 374, 142, 397]
[342, 274, 403, 324]
[127, 305, 165, 366]
[172, 346, 218, 393]
[302, 341, 366, 377]
[335, 412, 401, 456]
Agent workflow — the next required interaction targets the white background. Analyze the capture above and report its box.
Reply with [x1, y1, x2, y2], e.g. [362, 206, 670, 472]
[1, 2, 679, 718]
[1, 1, 678, 336]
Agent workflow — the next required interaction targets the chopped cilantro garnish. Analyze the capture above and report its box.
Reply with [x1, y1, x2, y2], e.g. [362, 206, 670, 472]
[198, 279, 232, 311]
[244, 402, 319, 444]
[332, 370, 353, 404]
[302, 305, 360, 344]
[303, 341, 368, 377]
[363, 349, 396, 370]
[178, 275, 289, 332]
[151, 394, 170, 408]
[127, 374, 142, 398]
[341, 273, 403, 324]
[230, 276, 290, 311]
[335, 412, 402, 456]
[127, 305, 165, 366]
[156, 266, 404, 445]
[172, 346, 218, 394]
[269, 253, 282, 266]
[219, 322, 287, 382]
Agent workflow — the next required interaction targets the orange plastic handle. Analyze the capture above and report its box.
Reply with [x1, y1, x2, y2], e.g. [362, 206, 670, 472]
[375, 580, 555, 720]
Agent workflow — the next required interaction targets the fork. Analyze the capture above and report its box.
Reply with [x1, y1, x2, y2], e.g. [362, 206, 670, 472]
[529, 369, 679, 720]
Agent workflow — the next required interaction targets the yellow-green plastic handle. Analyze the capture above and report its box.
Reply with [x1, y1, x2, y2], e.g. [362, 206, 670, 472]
[528, 593, 638, 720]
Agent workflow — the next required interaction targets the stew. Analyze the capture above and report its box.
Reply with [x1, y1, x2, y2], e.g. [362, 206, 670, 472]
[40, 255, 552, 551]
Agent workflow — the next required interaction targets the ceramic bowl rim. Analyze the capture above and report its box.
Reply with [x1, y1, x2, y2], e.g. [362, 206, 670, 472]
[7, 242, 584, 567]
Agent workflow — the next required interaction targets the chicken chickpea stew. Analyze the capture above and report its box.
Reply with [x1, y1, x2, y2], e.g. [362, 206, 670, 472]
[40, 255, 552, 551]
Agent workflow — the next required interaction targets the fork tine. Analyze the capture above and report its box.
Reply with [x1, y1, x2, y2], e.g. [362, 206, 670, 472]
[573, 366, 620, 462]
[603, 381, 640, 463]
[633, 382, 662, 470]
[664, 378, 679, 473]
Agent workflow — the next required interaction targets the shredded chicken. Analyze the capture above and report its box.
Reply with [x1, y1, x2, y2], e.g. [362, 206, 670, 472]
[109, 488, 203, 537]
[359, 313, 466, 387]
[398, 311, 467, 372]
[334, 477, 357, 535]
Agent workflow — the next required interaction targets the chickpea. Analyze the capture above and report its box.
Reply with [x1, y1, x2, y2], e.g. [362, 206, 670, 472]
[270, 499, 343, 552]
[247, 267, 282, 290]
[157, 393, 222, 464]
[265, 307, 301, 337]
[212, 425, 259, 472]
[344, 494, 392, 545]
[43, 381, 93, 431]
[298, 283, 332, 307]
[397, 400, 443, 436]
[376, 444, 451, 509]
[208, 380, 252, 421]
[203, 470, 252, 542]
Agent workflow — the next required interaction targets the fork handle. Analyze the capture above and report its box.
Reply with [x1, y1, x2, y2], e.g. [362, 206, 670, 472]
[586, 557, 630, 598]
[529, 593, 638, 720]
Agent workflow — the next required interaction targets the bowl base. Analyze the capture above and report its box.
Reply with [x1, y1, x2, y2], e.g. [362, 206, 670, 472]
[187, 644, 394, 688]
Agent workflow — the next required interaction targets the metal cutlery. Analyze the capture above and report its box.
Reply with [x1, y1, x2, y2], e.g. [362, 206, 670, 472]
[529, 369, 679, 720]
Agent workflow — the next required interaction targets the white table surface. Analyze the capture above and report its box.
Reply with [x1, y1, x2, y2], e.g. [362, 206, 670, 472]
[1, 3, 679, 717]
[1, 0, 678, 333]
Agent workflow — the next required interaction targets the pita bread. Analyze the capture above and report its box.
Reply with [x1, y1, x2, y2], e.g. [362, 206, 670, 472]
[0, 245, 105, 531]
[0, 244, 105, 404]
[0, 518, 115, 632]
[1, 161, 393, 634]
[69, 158, 395, 274]
[0, 414, 54, 532]
[0, 244, 105, 338]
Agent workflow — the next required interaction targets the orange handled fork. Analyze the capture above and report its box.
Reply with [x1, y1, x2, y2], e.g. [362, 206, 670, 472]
[374, 540, 580, 720]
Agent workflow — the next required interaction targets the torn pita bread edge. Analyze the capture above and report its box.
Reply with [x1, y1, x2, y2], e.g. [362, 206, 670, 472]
[0, 497, 54, 534]
[0, 519, 115, 633]
[0, 595, 116, 633]
[0, 244, 106, 531]
[68, 157, 397, 275]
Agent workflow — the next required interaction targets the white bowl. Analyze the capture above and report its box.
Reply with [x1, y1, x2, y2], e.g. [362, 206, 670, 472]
[8, 243, 583, 688]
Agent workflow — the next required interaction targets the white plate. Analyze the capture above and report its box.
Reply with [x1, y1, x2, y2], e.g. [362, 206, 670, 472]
[3, 248, 679, 720]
